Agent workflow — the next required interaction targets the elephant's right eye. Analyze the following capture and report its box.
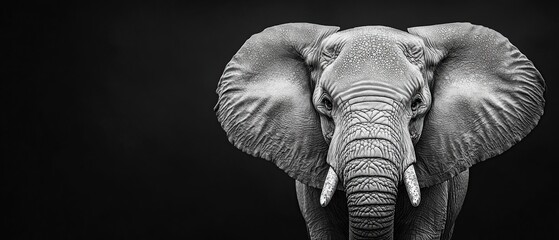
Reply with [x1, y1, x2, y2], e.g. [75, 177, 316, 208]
[322, 98, 333, 111]
[411, 98, 422, 111]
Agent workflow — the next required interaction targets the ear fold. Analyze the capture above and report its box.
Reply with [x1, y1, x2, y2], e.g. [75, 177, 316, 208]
[408, 23, 546, 187]
[215, 23, 339, 189]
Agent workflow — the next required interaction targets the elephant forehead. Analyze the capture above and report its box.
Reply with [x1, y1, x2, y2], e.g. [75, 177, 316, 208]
[340, 31, 408, 76]
[324, 31, 419, 100]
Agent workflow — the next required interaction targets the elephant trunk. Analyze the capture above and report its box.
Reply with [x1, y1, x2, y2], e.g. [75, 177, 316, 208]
[345, 155, 399, 240]
[321, 103, 420, 239]
[335, 115, 403, 239]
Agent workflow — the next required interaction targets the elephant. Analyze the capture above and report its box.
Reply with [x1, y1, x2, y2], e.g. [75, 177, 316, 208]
[214, 22, 545, 239]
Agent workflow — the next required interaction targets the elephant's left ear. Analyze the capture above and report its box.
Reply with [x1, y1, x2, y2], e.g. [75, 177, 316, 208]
[408, 23, 546, 187]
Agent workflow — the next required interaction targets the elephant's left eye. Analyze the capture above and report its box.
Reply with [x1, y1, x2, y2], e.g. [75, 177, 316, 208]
[411, 97, 422, 111]
[322, 98, 333, 111]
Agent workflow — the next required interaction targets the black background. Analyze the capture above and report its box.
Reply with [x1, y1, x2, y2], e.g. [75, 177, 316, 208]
[4, 0, 558, 239]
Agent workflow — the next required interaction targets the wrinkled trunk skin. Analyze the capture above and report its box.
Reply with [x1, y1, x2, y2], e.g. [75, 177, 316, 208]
[336, 107, 403, 240]
[345, 155, 398, 240]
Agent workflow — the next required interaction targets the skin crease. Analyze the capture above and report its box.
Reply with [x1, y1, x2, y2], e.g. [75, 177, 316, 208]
[215, 23, 545, 240]
[308, 27, 432, 239]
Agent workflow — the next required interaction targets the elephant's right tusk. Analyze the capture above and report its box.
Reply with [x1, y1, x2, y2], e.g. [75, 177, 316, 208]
[404, 165, 421, 207]
[320, 167, 338, 207]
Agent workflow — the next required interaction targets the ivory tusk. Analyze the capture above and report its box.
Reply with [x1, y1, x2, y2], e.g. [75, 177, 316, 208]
[320, 167, 338, 207]
[404, 165, 421, 207]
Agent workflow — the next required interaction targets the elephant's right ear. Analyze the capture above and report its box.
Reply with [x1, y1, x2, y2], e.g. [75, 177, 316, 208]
[215, 23, 339, 189]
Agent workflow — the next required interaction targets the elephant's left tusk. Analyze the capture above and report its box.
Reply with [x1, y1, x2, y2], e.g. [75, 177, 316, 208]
[320, 167, 338, 207]
[404, 165, 421, 207]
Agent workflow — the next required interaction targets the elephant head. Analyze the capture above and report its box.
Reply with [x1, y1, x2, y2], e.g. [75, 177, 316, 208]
[215, 23, 545, 239]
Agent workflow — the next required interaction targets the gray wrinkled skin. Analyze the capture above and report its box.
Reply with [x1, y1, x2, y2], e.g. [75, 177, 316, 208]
[215, 23, 545, 239]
